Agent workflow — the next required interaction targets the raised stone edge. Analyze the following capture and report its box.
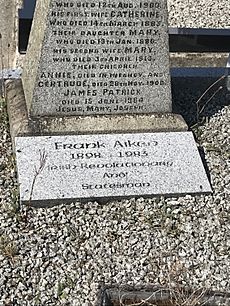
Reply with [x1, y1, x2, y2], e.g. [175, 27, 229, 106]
[6, 79, 188, 152]
[20, 190, 213, 208]
[21, 0, 51, 113]
[15, 130, 213, 207]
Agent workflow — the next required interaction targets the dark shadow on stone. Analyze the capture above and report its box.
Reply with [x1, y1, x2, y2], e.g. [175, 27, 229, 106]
[0, 80, 4, 97]
[97, 288, 113, 306]
[198, 146, 212, 185]
[96, 286, 230, 306]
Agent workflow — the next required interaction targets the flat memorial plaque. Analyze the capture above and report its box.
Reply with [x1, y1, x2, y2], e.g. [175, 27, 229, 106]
[22, 0, 171, 116]
[15, 132, 212, 204]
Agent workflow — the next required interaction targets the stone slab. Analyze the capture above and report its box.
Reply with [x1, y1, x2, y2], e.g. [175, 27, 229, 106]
[15, 132, 212, 205]
[0, 1, 18, 71]
[6, 80, 187, 152]
[22, 0, 171, 117]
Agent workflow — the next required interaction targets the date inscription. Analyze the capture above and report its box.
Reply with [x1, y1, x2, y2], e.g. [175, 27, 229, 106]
[35, 0, 171, 115]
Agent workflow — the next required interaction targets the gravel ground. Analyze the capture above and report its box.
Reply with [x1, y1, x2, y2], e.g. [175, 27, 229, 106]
[168, 0, 230, 28]
[0, 0, 230, 304]
[0, 79, 230, 306]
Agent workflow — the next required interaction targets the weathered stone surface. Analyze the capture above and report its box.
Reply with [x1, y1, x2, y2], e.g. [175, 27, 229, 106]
[22, 0, 171, 117]
[15, 132, 212, 204]
[0, 0, 20, 70]
[6, 80, 30, 149]
[6, 79, 187, 145]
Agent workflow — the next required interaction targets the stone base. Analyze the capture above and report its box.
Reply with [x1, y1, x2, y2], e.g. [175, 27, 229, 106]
[6, 79, 188, 150]
[16, 132, 211, 206]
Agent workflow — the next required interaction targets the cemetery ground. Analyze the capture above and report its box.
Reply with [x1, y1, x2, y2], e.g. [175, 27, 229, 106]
[0, 82, 229, 305]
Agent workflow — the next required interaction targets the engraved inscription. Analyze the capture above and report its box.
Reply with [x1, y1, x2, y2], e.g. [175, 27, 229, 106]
[33, 0, 171, 115]
[15, 133, 212, 202]
[46, 137, 173, 192]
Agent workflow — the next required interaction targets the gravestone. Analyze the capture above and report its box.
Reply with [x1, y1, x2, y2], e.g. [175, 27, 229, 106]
[0, 0, 21, 71]
[22, 0, 171, 117]
[16, 132, 212, 204]
[7, 0, 212, 204]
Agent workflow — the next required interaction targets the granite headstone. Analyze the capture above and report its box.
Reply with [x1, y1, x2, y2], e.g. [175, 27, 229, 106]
[15, 132, 212, 204]
[13, 0, 212, 205]
[22, 0, 172, 117]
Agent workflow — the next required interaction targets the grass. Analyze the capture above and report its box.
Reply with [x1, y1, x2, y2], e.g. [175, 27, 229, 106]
[0, 235, 18, 262]
[0, 96, 20, 215]
[57, 277, 75, 300]
[191, 75, 227, 141]
[0, 96, 7, 123]
[111, 286, 209, 306]
[108, 285, 230, 306]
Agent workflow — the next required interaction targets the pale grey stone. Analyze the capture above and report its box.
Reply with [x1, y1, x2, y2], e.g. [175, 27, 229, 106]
[22, 0, 171, 117]
[6, 79, 187, 150]
[0, 1, 19, 71]
[15, 132, 211, 204]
